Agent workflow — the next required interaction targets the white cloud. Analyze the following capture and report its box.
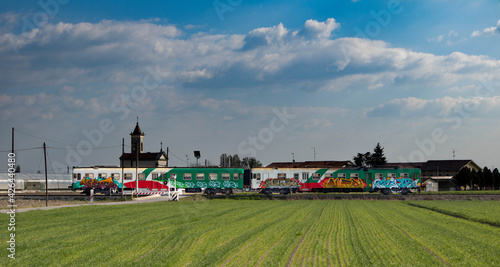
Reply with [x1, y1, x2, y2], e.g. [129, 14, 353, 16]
[471, 19, 500, 37]
[367, 96, 500, 118]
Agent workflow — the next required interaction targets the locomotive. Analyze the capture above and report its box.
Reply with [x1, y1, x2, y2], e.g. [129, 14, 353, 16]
[72, 166, 420, 195]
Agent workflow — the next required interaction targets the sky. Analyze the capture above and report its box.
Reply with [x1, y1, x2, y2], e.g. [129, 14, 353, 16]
[1, 0, 500, 173]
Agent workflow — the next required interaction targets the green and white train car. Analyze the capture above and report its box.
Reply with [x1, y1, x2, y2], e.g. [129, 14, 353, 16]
[72, 167, 245, 195]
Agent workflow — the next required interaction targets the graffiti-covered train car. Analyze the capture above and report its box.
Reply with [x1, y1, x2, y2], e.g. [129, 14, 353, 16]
[250, 167, 421, 195]
[72, 167, 245, 195]
[161, 168, 244, 195]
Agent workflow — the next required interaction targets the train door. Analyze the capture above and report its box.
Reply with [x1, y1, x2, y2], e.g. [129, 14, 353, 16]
[365, 171, 372, 191]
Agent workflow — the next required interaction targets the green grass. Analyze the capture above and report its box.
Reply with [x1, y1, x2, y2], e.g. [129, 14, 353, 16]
[1, 200, 500, 266]
[408, 200, 500, 226]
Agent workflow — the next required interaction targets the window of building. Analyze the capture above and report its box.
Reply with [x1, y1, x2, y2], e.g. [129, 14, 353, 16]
[222, 173, 230, 180]
[209, 173, 217, 180]
[124, 173, 133, 180]
[183, 173, 192, 180]
[196, 173, 205, 180]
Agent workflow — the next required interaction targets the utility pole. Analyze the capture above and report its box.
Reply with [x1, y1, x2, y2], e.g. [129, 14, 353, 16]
[121, 138, 124, 201]
[43, 142, 48, 207]
[135, 142, 139, 196]
[12, 127, 14, 155]
[166, 147, 169, 167]
[311, 147, 318, 161]
[452, 149, 456, 160]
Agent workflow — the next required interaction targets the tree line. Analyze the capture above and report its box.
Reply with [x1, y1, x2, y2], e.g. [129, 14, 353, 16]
[219, 154, 262, 169]
[455, 166, 499, 190]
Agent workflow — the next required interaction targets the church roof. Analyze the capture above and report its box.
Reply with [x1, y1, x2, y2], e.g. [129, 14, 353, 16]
[119, 151, 167, 161]
[130, 122, 144, 136]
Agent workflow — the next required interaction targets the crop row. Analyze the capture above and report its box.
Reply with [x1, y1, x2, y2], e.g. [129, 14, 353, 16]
[2, 200, 500, 266]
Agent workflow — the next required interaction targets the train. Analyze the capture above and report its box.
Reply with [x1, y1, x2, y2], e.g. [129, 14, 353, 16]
[72, 166, 421, 195]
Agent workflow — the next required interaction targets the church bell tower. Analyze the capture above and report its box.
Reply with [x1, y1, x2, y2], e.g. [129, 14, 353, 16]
[130, 118, 144, 154]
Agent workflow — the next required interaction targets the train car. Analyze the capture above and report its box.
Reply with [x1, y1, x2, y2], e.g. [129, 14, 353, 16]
[250, 167, 343, 194]
[72, 167, 244, 195]
[163, 168, 244, 195]
[72, 167, 171, 195]
[251, 167, 421, 195]
[367, 168, 421, 195]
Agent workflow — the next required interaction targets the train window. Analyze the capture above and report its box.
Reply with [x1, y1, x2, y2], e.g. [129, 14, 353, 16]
[388, 173, 396, 178]
[98, 173, 107, 179]
[325, 173, 333, 178]
[222, 173, 230, 180]
[196, 173, 205, 180]
[85, 173, 94, 179]
[152, 173, 158, 180]
[350, 173, 359, 179]
[278, 173, 286, 179]
[302, 173, 309, 180]
[74, 173, 81, 181]
[209, 173, 217, 180]
[170, 173, 177, 180]
[124, 173, 133, 180]
[337, 173, 346, 179]
[111, 173, 120, 180]
[412, 173, 417, 179]
[294, 173, 299, 180]
[183, 173, 192, 180]
[375, 173, 384, 179]
[253, 173, 261, 181]
[138, 173, 146, 180]
[233, 173, 238, 180]
[401, 173, 409, 178]
[312, 173, 321, 180]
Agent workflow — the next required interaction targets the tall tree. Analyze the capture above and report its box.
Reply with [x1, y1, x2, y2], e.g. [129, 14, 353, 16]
[241, 157, 263, 169]
[369, 143, 387, 166]
[493, 168, 500, 190]
[353, 152, 371, 167]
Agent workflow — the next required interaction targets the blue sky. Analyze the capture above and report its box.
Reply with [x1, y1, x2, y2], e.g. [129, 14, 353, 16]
[1, 0, 500, 172]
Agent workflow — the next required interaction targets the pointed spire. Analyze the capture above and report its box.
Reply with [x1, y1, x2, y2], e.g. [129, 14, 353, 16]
[160, 141, 163, 152]
[130, 119, 144, 136]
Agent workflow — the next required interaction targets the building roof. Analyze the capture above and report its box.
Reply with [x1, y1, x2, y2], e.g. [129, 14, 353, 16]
[422, 160, 480, 172]
[385, 162, 426, 168]
[119, 151, 167, 161]
[130, 122, 144, 136]
[266, 160, 353, 168]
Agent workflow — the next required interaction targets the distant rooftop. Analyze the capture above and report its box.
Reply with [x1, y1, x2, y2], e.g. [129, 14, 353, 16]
[266, 160, 353, 168]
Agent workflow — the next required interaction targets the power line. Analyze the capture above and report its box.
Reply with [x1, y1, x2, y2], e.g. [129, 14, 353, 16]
[168, 149, 188, 164]
[14, 128, 73, 146]
[0, 147, 41, 153]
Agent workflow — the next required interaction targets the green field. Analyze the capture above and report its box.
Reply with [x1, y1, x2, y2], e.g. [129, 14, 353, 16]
[2, 200, 500, 266]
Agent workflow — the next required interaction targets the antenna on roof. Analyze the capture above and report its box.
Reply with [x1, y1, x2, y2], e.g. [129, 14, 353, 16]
[452, 149, 456, 160]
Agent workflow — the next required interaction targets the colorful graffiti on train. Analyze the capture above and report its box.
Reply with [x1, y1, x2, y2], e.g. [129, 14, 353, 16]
[372, 177, 418, 189]
[260, 178, 301, 189]
[79, 177, 123, 189]
[320, 177, 367, 189]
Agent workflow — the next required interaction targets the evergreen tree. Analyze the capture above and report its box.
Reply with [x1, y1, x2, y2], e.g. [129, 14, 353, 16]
[368, 143, 387, 166]
[483, 167, 493, 190]
[493, 168, 500, 190]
